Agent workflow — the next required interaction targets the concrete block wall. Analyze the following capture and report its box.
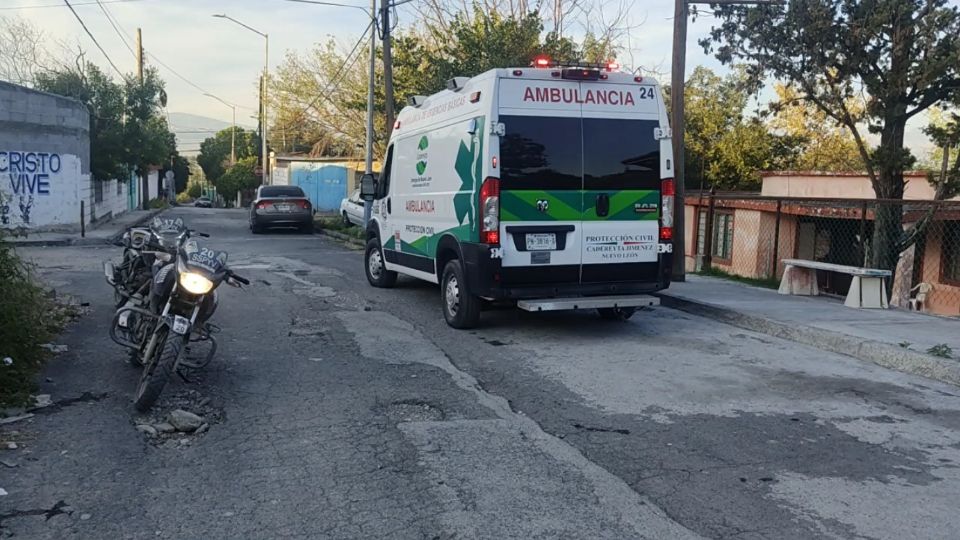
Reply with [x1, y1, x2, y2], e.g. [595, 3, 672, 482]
[1, 81, 91, 232]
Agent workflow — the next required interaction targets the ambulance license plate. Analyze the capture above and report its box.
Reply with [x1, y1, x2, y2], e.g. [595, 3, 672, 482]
[525, 233, 556, 251]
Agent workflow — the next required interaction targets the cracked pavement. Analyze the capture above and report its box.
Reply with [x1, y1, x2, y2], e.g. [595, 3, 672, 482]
[3, 207, 960, 539]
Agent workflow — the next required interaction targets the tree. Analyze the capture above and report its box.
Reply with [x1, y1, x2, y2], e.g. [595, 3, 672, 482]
[35, 62, 129, 182]
[668, 66, 799, 190]
[0, 16, 49, 85]
[924, 111, 960, 198]
[703, 0, 960, 275]
[769, 84, 862, 172]
[215, 157, 259, 206]
[35, 62, 181, 206]
[197, 127, 260, 183]
[269, 8, 591, 160]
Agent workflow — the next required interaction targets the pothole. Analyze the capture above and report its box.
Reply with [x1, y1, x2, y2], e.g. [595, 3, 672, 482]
[289, 318, 328, 338]
[131, 389, 224, 448]
[384, 400, 445, 422]
[292, 286, 336, 298]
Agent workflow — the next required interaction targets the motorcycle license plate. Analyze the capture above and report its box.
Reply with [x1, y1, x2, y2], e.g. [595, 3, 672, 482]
[525, 233, 556, 251]
[171, 315, 190, 335]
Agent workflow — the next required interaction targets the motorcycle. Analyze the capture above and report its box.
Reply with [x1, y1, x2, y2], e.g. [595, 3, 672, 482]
[105, 217, 209, 367]
[127, 238, 248, 411]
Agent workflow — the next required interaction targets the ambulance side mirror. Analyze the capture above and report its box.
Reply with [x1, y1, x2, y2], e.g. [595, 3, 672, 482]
[360, 173, 376, 201]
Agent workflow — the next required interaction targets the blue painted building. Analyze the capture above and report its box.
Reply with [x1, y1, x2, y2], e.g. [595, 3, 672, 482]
[270, 156, 371, 213]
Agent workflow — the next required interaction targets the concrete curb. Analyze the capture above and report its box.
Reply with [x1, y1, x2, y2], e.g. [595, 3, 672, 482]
[317, 228, 364, 249]
[656, 292, 960, 387]
[9, 208, 166, 248]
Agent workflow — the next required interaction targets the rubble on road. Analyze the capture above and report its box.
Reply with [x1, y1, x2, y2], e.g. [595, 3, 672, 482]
[168, 410, 203, 432]
[153, 423, 175, 434]
[136, 424, 158, 436]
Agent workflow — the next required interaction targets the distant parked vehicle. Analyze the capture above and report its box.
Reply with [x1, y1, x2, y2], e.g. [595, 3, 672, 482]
[339, 189, 365, 227]
[249, 185, 314, 234]
[194, 197, 213, 208]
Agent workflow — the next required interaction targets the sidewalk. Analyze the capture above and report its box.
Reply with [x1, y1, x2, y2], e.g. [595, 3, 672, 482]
[6, 208, 165, 247]
[658, 275, 960, 386]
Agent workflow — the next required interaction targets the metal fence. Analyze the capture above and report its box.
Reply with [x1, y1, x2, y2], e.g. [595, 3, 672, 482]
[685, 193, 960, 317]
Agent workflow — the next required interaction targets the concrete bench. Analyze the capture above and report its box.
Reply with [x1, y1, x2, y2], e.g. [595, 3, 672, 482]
[779, 258, 892, 309]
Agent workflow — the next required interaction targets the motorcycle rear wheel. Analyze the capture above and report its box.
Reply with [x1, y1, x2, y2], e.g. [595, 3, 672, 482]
[133, 329, 184, 412]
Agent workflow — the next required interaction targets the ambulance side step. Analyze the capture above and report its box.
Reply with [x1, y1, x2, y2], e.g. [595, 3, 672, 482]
[517, 295, 659, 312]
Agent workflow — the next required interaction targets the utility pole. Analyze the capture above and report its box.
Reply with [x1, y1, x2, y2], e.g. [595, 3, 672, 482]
[263, 32, 270, 184]
[669, 0, 782, 281]
[136, 28, 143, 84]
[363, 0, 377, 226]
[670, 0, 688, 282]
[381, 0, 395, 137]
[136, 27, 147, 209]
[259, 75, 265, 175]
[230, 105, 236, 165]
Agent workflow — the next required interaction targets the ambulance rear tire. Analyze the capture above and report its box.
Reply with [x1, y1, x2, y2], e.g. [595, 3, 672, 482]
[365, 238, 397, 288]
[597, 307, 636, 321]
[441, 259, 481, 329]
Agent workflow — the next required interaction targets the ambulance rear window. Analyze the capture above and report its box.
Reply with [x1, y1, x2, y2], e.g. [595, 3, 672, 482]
[583, 118, 660, 190]
[499, 115, 582, 191]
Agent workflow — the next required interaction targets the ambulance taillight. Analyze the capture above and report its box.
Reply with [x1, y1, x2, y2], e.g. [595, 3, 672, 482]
[480, 177, 500, 245]
[660, 178, 675, 242]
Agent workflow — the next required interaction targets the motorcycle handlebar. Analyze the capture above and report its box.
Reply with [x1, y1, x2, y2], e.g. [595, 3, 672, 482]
[228, 271, 250, 286]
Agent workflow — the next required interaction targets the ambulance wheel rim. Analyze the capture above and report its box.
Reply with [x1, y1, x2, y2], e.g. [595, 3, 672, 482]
[368, 248, 384, 279]
[445, 275, 460, 315]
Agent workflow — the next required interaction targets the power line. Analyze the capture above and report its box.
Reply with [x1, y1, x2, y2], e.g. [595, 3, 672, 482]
[95, 0, 135, 59]
[62, 0, 124, 78]
[1, 0, 148, 9]
[142, 50, 247, 110]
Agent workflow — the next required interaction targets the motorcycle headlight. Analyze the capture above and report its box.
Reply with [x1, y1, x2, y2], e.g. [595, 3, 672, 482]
[179, 272, 214, 295]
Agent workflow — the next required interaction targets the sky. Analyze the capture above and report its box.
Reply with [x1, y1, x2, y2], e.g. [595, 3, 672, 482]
[4, 0, 934, 156]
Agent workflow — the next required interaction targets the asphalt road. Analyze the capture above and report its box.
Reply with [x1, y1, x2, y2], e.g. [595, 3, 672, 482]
[4, 207, 960, 539]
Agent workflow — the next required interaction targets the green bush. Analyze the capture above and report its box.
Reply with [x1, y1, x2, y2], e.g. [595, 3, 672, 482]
[0, 233, 60, 407]
[316, 216, 365, 240]
[176, 192, 192, 204]
[148, 197, 169, 209]
[186, 182, 203, 199]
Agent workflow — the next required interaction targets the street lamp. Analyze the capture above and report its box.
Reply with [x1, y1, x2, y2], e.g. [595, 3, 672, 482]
[213, 13, 269, 183]
[205, 93, 237, 166]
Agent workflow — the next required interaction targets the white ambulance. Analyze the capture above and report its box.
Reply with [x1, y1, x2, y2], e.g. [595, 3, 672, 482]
[361, 60, 675, 329]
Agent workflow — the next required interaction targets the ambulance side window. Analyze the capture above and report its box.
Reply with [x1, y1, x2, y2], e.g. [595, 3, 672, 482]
[377, 145, 394, 199]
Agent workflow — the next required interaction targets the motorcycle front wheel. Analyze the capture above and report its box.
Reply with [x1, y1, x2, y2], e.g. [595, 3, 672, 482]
[133, 328, 185, 412]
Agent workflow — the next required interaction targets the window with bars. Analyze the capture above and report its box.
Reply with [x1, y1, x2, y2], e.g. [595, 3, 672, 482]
[697, 209, 734, 262]
[712, 212, 734, 261]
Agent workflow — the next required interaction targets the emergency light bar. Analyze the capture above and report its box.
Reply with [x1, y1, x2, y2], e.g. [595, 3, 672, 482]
[529, 55, 622, 72]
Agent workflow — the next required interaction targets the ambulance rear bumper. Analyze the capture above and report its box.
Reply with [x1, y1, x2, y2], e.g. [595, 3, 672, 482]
[461, 243, 672, 300]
